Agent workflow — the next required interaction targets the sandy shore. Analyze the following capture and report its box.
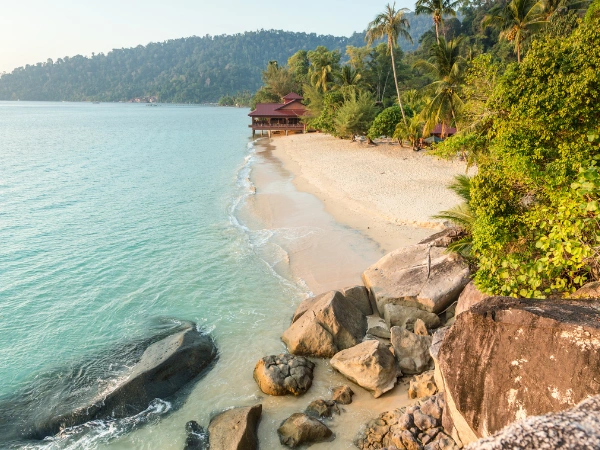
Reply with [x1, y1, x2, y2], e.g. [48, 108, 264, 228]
[273, 133, 473, 253]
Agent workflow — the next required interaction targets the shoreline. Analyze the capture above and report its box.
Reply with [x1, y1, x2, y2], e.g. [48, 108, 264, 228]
[232, 133, 472, 448]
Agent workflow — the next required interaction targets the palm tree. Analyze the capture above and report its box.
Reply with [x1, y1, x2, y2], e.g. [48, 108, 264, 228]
[483, 0, 547, 63]
[415, 37, 466, 137]
[366, 3, 413, 125]
[415, 0, 460, 43]
[432, 174, 474, 257]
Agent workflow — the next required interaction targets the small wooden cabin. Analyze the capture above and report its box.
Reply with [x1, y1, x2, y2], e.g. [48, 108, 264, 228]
[248, 93, 308, 137]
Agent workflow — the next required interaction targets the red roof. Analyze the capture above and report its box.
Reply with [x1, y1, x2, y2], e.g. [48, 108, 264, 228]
[431, 124, 457, 136]
[283, 92, 303, 101]
[249, 99, 307, 117]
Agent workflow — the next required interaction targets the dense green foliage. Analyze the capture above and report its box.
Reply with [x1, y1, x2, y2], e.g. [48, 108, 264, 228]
[368, 106, 403, 138]
[0, 18, 431, 103]
[469, 19, 600, 296]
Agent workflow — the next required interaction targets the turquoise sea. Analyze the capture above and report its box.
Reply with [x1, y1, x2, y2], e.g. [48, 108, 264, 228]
[0, 102, 310, 449]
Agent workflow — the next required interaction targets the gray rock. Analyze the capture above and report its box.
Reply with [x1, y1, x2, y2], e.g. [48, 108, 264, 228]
[253, 354, 314, 396]
[282, 290, 367, 357]
[278, 413, 333, 448]
[306, 399, 340, 418]
[331, 340, 400, 398]
[341, 285, 373, 316]
[332, 385, 354, 404]
[420, 397, 443, 421]
[409, 371, 438, 399]
[391, 327, 433, 375]
[571, 281, 600, 299]
[465, 395, 600, 449]
[414, 319, 429, 336]
[414, 410, 438, 431]
[208, 404, 262, 450]
[363, 245, 470, 315]
[368, 325, 392, 339]
[384, 304, 441, 331]
[455, 281, 490, 316]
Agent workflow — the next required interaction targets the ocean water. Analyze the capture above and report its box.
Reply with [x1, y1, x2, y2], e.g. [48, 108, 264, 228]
[0, 102, 309, 449]
[0, 102, 398, 450]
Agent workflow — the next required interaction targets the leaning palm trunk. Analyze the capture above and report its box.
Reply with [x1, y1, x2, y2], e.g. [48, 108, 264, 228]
[389, 40, 408, 125]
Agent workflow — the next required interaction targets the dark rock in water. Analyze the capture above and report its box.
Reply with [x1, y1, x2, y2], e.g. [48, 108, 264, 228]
[332, 385, 354, 405]
[208, 404, 262, 450]
[184, 420, 209, 450]
[466, 395, 600, 450]
[305, 399, 340, 418]
[0, 320, 217, 444]
[253, 354, 315, 396]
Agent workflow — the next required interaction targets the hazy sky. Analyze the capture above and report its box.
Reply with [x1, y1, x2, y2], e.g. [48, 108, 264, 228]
[0, 0, 415, 73]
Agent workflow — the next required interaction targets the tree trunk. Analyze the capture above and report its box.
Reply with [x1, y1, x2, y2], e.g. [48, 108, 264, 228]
[517, 42, 521, 63]
[389, 40, 407, 125]
[435, 21, 440, 44]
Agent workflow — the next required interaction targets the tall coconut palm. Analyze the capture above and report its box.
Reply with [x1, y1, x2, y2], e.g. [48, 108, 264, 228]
[415, 0, 460, 43]
[483, 0, 547, 62]
[414, 37, 466, 137]
[366, 3, 413, 125]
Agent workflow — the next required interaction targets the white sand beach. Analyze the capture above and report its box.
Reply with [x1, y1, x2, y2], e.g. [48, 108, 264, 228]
[273, 133, 473, 253]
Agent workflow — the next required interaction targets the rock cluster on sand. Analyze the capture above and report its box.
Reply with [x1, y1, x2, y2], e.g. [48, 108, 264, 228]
[437, 297, 600, 445]
[356, 393, 458, 450]
[207, 404, 262, 450]
[282, 290, 367, 357]
[330, 340, 400, 398]
[253, 354, 315, 396]
[466, 395, 600, 449]
[278, 413, 333, 448]
[362, 244, 470, 316]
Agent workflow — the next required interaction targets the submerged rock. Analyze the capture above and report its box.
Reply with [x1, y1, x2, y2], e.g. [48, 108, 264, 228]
[330, 340, 399, 398]
[438, 297, 600, 445]
[208, 404, 262, 450]
[332, 385, 354, 404]
[253, 354, 314, 396]
[0, 321, 217, 443]
[278, 413, 333, 448]
[305, 399, 340, 418]
[362, 245, 470, 316]
[282, 290, 367, 358]
[184, 421, 209, 450]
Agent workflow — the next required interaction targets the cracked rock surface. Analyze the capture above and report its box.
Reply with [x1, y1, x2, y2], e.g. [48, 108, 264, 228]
[253, 354, 315, 396]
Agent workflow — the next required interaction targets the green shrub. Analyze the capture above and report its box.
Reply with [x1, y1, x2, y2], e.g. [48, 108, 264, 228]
[470, 18, 600, 297]
[367, 106, 402, 139]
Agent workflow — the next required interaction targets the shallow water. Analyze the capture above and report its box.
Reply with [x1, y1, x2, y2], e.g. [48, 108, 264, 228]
[0, 102, 405, 449]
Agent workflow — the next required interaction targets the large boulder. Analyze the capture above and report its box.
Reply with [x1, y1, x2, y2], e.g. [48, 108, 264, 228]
[362, 244, 470, 316]
[253, 354, 314, 396]
[282, 290, 367, 358]
[330, 340, 400, 398]
[383, 304, 441, 330]
[291, 293, 326, 323]
[437, 297, 600, 446]
[466, 395, 600, 450]
[7, 323, 218, 442]
[278, 413, 333, 448]
[391, 326, 433, 375]
[208, 404, 262, 450]
[455, 281, 490, 316]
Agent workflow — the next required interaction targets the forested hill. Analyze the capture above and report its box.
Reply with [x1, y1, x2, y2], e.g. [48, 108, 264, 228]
[0, 18, 431, 103]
